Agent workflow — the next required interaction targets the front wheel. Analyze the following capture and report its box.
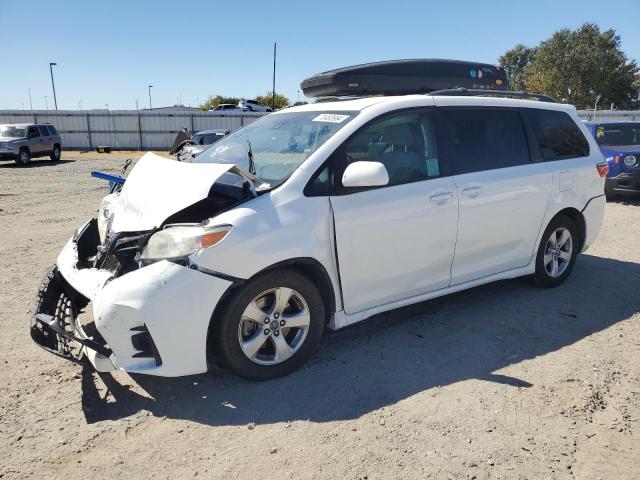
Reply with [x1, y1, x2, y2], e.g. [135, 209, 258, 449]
[212, 269, 325, 380]
[533, 214, 579, 288]
[16, 148, 30, 166]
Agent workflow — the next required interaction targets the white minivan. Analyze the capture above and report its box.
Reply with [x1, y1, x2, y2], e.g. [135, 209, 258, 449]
[32, 92, 607, 380]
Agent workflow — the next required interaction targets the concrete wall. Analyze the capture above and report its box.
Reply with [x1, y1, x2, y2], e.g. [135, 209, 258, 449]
[0, 110, 267, 150]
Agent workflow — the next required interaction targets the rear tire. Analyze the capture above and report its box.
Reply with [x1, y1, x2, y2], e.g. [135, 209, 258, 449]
[16, 148, 30, 166]
[533, 214, 579, 288]
[212, 269, 324, 381]
[50, 144, 61, 161]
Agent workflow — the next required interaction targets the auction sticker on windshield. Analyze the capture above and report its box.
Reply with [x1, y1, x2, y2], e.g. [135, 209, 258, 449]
[313, 113, 350, 123]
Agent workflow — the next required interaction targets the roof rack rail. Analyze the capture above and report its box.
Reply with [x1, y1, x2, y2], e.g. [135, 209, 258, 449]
[428, 87, 557, 103]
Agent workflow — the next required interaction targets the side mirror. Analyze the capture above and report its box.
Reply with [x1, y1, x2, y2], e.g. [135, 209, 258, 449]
[342, 161, 389, 188]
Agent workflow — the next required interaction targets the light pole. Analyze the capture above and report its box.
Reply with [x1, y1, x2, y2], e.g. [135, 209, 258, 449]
[272, 42, 276, 111]
[105, 104, 113, 146]
[49, 62, 58, 110]
[148, 85, 153, 109]
[593, 94, 602, 120]
[297, 90, 300, 103]
[44, 96, 49, 110]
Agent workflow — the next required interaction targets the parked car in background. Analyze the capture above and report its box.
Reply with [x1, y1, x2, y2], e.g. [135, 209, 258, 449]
[238, 99, 273, 112]
[584, 121, 640, 198]
[191, 129, 230, 146]
[0, 123, 62, 166]
[214, 103, 240, 111]
[173, 129, 230, 161]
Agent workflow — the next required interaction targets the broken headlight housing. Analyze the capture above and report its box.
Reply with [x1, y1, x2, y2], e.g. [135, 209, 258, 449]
[140, 224, 231, 262]
[97, 194, 117, 243]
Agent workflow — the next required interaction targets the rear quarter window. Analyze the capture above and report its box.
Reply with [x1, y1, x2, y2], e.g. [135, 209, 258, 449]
[526, 109, 589, 160]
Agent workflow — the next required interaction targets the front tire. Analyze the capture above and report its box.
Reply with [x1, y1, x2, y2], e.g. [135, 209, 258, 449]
[16, 148, 30, 166]
[533, 214, 579, 288]
[212, 269, 324, 381]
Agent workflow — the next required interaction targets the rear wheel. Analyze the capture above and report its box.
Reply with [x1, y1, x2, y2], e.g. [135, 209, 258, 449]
[16, 148, 30, 166]
[212, 269, 324, 380]
[50, 144, 61, 161]
[533, 215, 579, 288]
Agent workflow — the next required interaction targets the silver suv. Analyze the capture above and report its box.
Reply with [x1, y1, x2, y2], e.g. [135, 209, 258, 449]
[0, 123, 62, 166]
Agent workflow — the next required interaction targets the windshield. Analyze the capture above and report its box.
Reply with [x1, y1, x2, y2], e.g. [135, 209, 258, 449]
[595, 124, 640, 146]
[193, 111, 357, 185]
[0, 125, 26, 138]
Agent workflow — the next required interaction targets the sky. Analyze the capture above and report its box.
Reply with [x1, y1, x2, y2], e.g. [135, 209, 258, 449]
[0, 0, 639, 110]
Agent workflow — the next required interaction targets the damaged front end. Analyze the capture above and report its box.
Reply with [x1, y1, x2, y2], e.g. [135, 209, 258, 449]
[31, 219, 163, 371]
[31, 153, 256, 375]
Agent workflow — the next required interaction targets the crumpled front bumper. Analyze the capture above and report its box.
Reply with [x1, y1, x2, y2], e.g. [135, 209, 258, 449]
[32, 221, 233, 377]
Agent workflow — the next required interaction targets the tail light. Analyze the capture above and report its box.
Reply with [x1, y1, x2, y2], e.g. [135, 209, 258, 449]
[596, 162, 609, 177]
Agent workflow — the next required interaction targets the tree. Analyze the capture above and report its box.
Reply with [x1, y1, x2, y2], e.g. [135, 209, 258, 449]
[255, 91, 289, 110]
[498, 44, 537, 91]
[200, 95, 241, 111]
[499, 23, 639, 109]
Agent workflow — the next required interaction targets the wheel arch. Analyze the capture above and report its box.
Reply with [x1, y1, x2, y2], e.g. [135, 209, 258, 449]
[541, 207, 586, 253]
[258, 258, 337, 323]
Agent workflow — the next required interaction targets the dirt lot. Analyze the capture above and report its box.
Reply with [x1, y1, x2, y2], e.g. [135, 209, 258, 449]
[1, 152, 639, 480]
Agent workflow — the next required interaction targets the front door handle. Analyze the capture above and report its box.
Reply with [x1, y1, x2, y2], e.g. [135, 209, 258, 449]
[461, 186, 482, 198]
[430, 192, 453, 202]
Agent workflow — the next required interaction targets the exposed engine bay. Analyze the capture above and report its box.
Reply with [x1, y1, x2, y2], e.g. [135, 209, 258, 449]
[92, 154, 256, 278]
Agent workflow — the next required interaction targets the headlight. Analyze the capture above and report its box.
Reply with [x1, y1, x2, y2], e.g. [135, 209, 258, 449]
[141, 224, 231, 261]
[623, 155, 637, 167]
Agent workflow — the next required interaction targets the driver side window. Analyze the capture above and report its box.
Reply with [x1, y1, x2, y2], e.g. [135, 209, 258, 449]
[344, 110, 440, 187]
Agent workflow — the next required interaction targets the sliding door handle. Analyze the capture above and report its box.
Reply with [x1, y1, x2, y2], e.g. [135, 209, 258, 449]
[429, 192, 453, 202]
[461, 186, 482, 198]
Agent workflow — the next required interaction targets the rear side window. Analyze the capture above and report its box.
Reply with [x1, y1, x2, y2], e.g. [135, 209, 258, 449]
[47, 125, 57, 135]
[437, 108, 530, 175]
[37, 126, 50, 136]
[527, 109, 589, 160]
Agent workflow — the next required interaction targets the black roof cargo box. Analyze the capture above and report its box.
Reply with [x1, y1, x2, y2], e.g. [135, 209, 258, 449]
[301, 59, 508, 98]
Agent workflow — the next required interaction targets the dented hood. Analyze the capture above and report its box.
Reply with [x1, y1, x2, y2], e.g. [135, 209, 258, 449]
[109, 153, 233, 233]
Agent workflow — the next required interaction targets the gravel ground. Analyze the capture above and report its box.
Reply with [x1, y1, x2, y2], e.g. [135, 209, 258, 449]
[1, 152, 639, 480]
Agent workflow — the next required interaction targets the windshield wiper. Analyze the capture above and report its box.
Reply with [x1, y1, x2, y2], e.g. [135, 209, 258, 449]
[246, 140, 256, 175]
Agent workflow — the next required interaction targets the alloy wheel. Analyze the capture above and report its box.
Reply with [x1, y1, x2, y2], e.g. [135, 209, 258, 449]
[544, 227, 573, 278]
[238, 287, 310, 365]
[19, 150, 30, 165]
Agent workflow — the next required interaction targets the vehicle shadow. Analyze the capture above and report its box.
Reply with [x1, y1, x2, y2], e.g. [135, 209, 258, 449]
[81, 254, 640, 426]
[0, 159, 75, 168]
[608, 196, 640, 206]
